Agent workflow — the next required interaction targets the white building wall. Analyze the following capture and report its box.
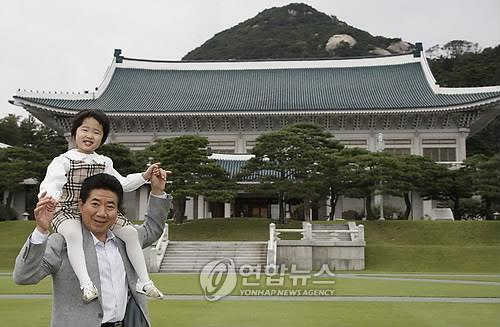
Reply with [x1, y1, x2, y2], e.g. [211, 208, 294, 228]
[104, 126, 466, 222]
[185, 197, 194, 220]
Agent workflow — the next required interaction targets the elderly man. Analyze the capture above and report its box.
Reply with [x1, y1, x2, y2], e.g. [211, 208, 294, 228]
[13, 170, 171, 327]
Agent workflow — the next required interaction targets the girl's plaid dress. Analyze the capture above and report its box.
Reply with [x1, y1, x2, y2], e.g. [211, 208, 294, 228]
[52, 158, 129, 231]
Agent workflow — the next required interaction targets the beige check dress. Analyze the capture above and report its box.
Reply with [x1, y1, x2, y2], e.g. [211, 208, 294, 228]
[51, 158, 129, 232]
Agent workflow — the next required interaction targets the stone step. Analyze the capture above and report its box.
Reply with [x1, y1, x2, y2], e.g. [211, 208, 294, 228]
[163, 254, 266, 258]
[167, 247, 266, 250]
[161, 267, 266, 273]
[159, 241, 269, 273]
[161, 262, 267, 268]
[162, 257, 266, 263]
[167, 241, 267, 245]
[165, 246, 267, 250]
[163, 248, 267, 255]
[161, 263, 266, 269]
[162, 255, 267, 262]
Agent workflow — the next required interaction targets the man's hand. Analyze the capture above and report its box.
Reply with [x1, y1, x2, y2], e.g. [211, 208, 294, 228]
[150, 168, 172, 195]
[34, 192, 57, 234]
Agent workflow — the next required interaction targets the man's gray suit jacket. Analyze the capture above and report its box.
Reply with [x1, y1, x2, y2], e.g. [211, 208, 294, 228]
[13, 195, 171, 327]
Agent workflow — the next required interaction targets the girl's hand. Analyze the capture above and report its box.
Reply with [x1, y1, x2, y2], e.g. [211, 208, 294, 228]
[142, 162, 161, 181]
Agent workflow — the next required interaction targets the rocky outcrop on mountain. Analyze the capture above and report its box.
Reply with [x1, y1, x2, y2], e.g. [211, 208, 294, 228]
[183, 3, 414, 60]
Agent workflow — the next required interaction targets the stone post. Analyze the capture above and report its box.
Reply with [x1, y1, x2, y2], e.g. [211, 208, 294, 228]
[358, 224, 365, 242]
[302, 221, 313, 240]
[269, 223, 276, 242]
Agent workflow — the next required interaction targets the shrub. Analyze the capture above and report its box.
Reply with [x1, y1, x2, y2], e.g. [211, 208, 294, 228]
[0, 204, 17, 221]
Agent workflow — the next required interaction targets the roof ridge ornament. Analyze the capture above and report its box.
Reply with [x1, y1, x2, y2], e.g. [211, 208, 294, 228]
[413, 42, 423, 58]
[114, 49, 123, 63]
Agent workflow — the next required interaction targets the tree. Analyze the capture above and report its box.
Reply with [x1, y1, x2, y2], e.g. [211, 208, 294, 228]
[441, 40, 481, 58]
[385, 155, 450, 219]
[320, 148, 361, 220]
[99, 143, 142, 176]
[339, 149, 398, 219]
[0, 114, 22, 146]
[0, 114, 66, 159]
[0, 146, 47, 212]
[240, 123, 342, 222]
[464, 154, 500, 219]
[143, 135, 234, 224]
[0, 115, 66, 218]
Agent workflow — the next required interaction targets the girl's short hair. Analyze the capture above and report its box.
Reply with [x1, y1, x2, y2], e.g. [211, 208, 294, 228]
[70, 109, 110, 145]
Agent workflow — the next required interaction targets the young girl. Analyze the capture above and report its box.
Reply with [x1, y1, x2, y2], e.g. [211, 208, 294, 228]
[39, 109, 163, 303]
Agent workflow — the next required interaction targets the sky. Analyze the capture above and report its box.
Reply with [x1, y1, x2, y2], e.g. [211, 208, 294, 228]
[2, 0, 499, 119]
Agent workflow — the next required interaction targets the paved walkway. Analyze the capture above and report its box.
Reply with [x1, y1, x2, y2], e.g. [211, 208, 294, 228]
[3, 273, 498, 303]
[1, 294, 499, 303]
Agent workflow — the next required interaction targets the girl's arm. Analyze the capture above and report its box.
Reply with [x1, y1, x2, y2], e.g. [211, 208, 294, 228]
[39, 156, 69, 200]
[104, 157, 146, 192]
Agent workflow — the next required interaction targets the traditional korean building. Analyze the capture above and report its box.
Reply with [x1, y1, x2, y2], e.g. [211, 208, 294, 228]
[10, 46, 500, 220]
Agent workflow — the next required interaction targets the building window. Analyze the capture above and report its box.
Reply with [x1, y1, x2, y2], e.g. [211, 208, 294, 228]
[339, 139, 367, 146]
[385, 139, 411, 146]
[209, 141, 236, 153]
[423, 147, 456, 162]
[245, 140, 257, 152]
[422, 139, 456, 145]
[384, 148, 411, 157]
[338, 139, 367, 149]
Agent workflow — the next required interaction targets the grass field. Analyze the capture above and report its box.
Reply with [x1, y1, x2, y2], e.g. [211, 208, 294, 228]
[1, 219, 499, 326]
[0, 299, 498, 327]
[2, 219, 499, 272]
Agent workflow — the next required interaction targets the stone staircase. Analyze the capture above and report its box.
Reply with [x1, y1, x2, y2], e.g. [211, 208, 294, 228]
[160, 241, 268, 273]
[311, 224, 351, 241]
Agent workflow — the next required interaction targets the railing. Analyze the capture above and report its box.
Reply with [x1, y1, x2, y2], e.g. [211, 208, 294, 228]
[266, 222, 365, 271]
[268, 222, 364, 244]
[266, 223, 278, 272]
[267, 223, 308, 272]
[310, 222, 365, 242]
[150, 223, 169, 272]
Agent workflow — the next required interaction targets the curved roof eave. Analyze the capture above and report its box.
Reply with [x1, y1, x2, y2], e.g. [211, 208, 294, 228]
[12, 96, 500, 117]
[418, 54, 500, 95]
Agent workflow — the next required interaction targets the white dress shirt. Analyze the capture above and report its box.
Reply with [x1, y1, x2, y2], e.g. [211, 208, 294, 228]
[92, 231, 128, 324]
[39, 149, 146, 200]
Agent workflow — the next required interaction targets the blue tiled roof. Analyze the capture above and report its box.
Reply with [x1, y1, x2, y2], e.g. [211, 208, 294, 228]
[213, 158, 249, 178]
[213, 157, 287, 181]
[16, 57, 500, 113]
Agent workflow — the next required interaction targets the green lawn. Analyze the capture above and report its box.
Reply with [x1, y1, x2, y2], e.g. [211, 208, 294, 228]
[168, 218, 302, 241]
[0, 221, 39, 272]
[356, 275, 500, 282]
[1, 299, 499, 327]
[2, 219, 499, 327]
[2, 219, 499, 273]
[150, 301, 500, 327]
[366, 244, 500, 272]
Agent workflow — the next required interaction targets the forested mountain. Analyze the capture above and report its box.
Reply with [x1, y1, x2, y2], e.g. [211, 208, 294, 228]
[183, 3, 413, 60]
